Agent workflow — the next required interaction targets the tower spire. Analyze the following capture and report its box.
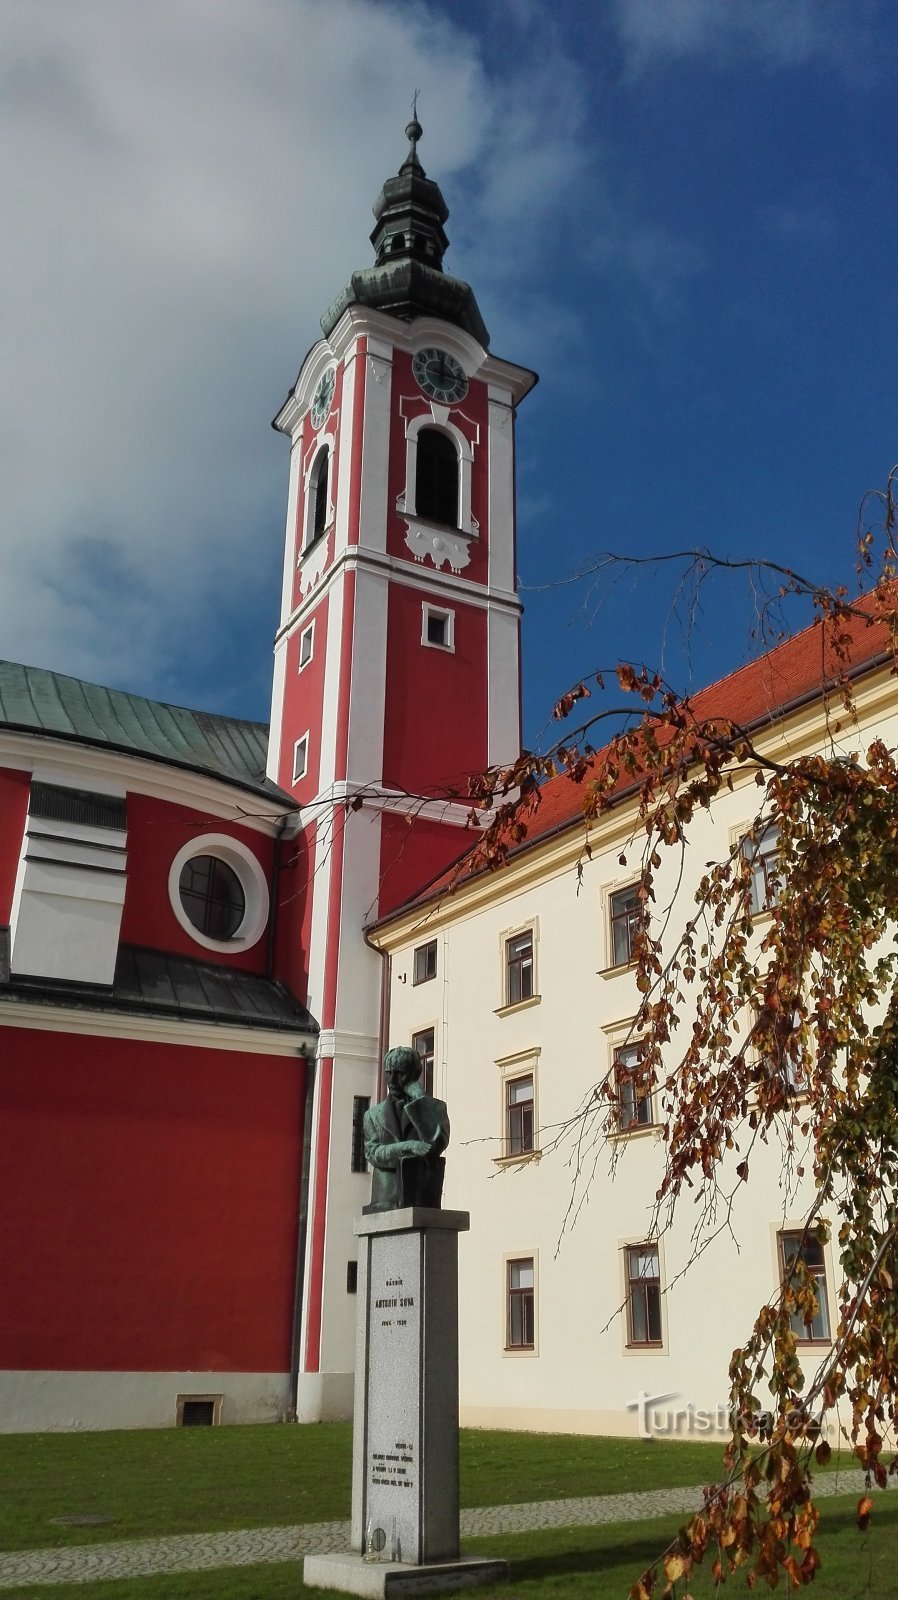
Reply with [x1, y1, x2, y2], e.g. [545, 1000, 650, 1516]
[319, 119, 489, 347]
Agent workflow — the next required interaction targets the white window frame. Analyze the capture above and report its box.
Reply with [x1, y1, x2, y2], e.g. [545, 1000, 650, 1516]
[293, 733, 310, 785]
[600, 876, 643, 974]
[168, 833, 270, 954]
[502, 1250, 539, 1358]
[399, 413, 476, 536]
[495, 1047, 541, 1165]
[302, 439, 335, 553]
[731, 820, 781, 917]
[411, 1022, 437, 1095]
[602, 1018, 661, 1142]
[421, 603, 455, 652]
[774, 1223, 833, 1346]
[619, 1234, 668, 1354]
[298, 621, 315, 672]
[412, 938, 438, 985]
[496, 918, 540, 1016]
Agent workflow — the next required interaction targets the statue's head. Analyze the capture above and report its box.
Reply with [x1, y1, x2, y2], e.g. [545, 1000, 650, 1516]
[384, 1044, 422, 1097]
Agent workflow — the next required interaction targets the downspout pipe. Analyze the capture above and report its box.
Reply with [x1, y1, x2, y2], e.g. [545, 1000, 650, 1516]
[364, 923, 392, 1095]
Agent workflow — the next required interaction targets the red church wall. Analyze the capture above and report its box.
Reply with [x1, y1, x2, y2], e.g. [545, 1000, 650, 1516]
[273, 820, 316, 1005]
[382, 585, 488, 795]
[378, 811, 470, 918]
[0, 1029, 305, 1373]
[0, 768, 29, 922]
[119, 795, 275, 972]
[277, 592, 329, 799]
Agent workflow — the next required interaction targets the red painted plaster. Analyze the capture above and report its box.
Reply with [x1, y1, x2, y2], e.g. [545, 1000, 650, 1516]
[382, 585, 488, 796]
[0, 768, 29, 922]
[278, 592, 329, 799]
[119, 795, 275, 971]
[378, 810, 470, 918]
[0, 1030, 305, 1373]
[273, 820, 316, 1005]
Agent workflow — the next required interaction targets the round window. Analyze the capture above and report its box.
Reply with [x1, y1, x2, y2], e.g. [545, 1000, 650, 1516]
[168, 833, 269, 953]
[178, 854, 246, 941]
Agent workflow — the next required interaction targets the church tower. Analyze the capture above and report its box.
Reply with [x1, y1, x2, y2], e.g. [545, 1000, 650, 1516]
[267, 121, 537, 1421]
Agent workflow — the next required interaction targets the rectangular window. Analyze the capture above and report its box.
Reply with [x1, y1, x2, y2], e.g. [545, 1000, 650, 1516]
[506, 1257, 535, 1349]
[292, 734, 309, 784]
[412, 1027, 435, 1095]
[346, 1261, 358, 1295]
[351, 1095, 370, 1174]
[779, 1231, 831, 1342]
[421, 603, 454, 651]
[299, 623, 314, 670]
[614, 1042, 652, 1132]
[626, 1243, 663, 1346]
[609, 883, 642, 968]
[745, 824, 780, 913]
[505, 930, 534, 1006]
[413, 939, 437, 985]
[505, 1074, 535, 1157]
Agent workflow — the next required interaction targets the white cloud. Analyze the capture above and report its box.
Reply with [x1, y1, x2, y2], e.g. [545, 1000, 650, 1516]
[0, 0, 498, 702]
[1, 0, 707, 714]
[612, 0, 879, 76]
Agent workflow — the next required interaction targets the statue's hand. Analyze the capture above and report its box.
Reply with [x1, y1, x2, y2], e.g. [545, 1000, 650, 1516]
[400, 1140, 433, 1158]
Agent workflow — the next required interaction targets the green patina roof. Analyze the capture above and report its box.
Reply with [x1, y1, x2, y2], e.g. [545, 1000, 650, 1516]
[0, 659, 292, 805]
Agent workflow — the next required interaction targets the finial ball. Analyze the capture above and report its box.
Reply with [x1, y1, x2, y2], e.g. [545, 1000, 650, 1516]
[405, 118, 423, 143]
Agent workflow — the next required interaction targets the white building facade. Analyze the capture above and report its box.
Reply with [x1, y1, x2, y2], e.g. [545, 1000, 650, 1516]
[369, 647, 897, 1438]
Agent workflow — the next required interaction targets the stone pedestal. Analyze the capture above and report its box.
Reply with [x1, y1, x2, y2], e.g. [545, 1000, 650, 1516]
[305, 1206, 507, 1597]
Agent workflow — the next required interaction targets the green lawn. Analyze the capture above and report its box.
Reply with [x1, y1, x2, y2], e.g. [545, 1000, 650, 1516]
[0, 1424, 865, 1555]
[0, 1426, 733, 1553]
[0, 1494, 894, 1600]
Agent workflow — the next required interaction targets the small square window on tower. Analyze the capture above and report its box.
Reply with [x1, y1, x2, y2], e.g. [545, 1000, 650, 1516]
[421, 603, 454, 652]
[292, 733, 309, 784]
[298, 622, 314, 671]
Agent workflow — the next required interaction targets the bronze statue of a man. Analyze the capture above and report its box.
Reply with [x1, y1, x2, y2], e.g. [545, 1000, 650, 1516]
[362, 1045, 449, 1212]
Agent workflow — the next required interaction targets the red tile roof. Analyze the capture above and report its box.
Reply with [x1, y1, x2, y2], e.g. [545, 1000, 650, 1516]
[377, 601, 896, 924]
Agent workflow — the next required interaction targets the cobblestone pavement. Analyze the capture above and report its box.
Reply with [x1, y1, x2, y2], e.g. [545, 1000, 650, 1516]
[0, 1470, 871, 1589]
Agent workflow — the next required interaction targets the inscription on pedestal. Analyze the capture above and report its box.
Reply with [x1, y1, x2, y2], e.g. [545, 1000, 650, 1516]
[364, 1231, 422, 1560]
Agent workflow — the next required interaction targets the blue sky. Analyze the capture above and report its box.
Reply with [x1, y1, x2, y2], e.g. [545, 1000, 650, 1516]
[3, 0, 896, 756]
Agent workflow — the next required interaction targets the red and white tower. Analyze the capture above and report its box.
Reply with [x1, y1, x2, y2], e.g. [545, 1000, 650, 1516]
[267, 121, 536, 1420]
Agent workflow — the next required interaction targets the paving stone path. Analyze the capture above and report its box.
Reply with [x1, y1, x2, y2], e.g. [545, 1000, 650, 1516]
[0, 1470, 871, 1589]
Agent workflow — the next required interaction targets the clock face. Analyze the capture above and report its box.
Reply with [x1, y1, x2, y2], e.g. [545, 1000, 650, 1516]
[412, 347, 468, 405]
[310, 366, 336, 430]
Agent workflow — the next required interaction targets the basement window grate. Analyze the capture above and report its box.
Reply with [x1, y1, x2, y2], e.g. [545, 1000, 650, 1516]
[176, 1394, 221, 1427]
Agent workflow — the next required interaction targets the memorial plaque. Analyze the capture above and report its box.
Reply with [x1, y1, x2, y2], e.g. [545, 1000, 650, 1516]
[363, 1229, 422, 1562]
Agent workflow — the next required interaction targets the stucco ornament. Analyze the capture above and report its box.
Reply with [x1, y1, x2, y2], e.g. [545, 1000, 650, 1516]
[403, 521, 471, 574]
[363, 1045, 449, 1212]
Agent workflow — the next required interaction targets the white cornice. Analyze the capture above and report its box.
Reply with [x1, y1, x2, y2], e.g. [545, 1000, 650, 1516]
[276, 546, 521, 646]
[304, 781, 483, 830]
[0, 1000, 316, 1056]
[0, 733, 291, 835]
[316, 1027, 380, 1062]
